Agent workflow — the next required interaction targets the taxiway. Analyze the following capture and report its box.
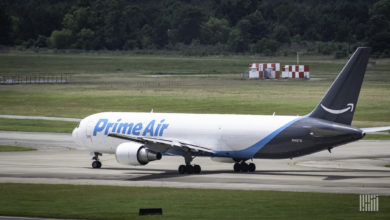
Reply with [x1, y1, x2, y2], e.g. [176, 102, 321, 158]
[0, 131, 389, 195]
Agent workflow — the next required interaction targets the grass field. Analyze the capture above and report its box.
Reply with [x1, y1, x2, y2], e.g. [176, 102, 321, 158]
[363, 133, 390, 140]
[0, 51, 389, 129]
[0, 50, 348, 75]
[0, 118, 77, 133]
[0, 145, 35, 152]
[0, 183, 389, 220]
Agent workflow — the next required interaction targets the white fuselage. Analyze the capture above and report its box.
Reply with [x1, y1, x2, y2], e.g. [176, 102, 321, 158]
[73, 112, 299, 155]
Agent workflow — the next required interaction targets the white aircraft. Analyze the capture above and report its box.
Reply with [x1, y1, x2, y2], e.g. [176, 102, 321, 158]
[72, 47, 389, 174]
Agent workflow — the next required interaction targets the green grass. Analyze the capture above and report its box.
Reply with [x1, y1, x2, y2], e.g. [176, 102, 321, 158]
[0, 118, 77, 133]
[0, 145, 35, 152]
[0, 183, 389, 220]
[0, 51, 389, 129]
[0, 51, 346, 75]
[386, 164, 390, 168]
[363, 133, 390, 140]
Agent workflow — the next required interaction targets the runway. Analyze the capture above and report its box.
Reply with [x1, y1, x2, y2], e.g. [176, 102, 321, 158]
[0, 131, 390, 195]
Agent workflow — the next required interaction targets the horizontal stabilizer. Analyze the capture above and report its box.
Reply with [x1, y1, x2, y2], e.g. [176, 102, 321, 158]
[361, 126, 390, 133]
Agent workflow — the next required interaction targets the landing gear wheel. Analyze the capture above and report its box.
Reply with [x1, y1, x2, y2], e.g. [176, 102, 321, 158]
[240, 162, 249, 172]
[233, 163, 241, 172]
[178, 153, 202, 174]
[248, 163, 256, 172]
[178, 164, 202, 174]
[92, 161, 101, 169]
[194, 165, 201, 174]
[186, 164, 194, 174]
[178, 165, 186, 174]
[91, 152, 102, 168]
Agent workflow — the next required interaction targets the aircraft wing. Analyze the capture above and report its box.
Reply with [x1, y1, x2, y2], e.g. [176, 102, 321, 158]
[361, 126, 390, 133]
[108, 133, 215, 154]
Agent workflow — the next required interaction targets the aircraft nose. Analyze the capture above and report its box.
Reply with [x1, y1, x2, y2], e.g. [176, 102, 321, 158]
[72, 127, 78, 139]
[72, 122, 83, 147]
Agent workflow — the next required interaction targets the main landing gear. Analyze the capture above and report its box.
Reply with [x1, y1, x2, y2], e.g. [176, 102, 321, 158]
[178, 153, 201, 174]
[178, 164, 201, 174]
[92, 152, 102, 168]
[233, 161, 256, 172]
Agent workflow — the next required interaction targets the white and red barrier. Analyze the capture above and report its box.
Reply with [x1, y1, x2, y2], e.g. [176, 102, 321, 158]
[281, 65, 310, 79]
[248, 63, 280, 79]
[249, 63, 260, 78]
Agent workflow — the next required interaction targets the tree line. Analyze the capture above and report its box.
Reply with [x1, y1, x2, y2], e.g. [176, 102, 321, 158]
[0, 0, 389, 57]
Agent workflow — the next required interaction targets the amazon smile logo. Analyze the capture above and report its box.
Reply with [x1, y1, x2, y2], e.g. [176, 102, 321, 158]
[321, 103, 354, 114]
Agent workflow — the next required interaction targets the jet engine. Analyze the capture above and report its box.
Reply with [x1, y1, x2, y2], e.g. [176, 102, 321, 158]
[115, 142, 162, 166]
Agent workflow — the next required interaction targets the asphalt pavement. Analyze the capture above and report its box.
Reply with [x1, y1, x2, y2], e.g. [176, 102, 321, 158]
[1, 131, 390, 195]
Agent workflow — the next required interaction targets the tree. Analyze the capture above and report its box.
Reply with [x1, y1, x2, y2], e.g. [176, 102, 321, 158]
[152, 18, 170, 49]
[272, 24, 290, 43]
[200, 17, 230, 45]
[0, 6, 12, 45]
[212, 0, 258, 25]
[252, 37, 280, 55]
[89, 0, 127, 50]
[227, 28, 248, 52]
[286, 7, 311, 39]
[246, 10, 268, 42]
[75, 28, 95, 49]
[367, 0, 390, 54]
[172, 5, 205, 44]
[0, 0, 383, 54]
[63, 6, 91, 34]
[138, 24, 154, 49]
[47, 29, 73, 49]
[10, 1, 71, 44]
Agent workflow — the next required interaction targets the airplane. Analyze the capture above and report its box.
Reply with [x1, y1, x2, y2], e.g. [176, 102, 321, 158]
[72, 47, 390, 174]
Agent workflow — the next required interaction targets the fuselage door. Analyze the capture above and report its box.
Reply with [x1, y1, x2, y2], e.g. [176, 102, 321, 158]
[85, 119, 94, 145]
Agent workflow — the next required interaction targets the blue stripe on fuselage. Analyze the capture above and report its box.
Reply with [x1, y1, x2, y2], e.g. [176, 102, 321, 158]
[213, 116, 304, 159]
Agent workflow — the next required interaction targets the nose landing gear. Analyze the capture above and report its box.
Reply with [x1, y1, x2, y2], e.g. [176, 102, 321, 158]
[92, 152, 102, 168]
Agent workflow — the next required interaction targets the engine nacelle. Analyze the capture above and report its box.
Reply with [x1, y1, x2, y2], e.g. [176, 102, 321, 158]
[115, 142, 162, 166]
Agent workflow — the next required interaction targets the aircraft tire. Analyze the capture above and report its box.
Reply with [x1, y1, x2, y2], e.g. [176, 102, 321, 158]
[194, 165, 201, 174]
[92, 161, 101, 169]
[186, 164, 194, 174]
[233, 163, 241, 172]
[248, 163, 256, 172]
[178, 165, 186, 174]
[240, 162, 249, 172]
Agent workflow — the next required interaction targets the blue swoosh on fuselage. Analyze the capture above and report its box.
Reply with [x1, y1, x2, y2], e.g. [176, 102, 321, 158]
[213, 116, 304, 159]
